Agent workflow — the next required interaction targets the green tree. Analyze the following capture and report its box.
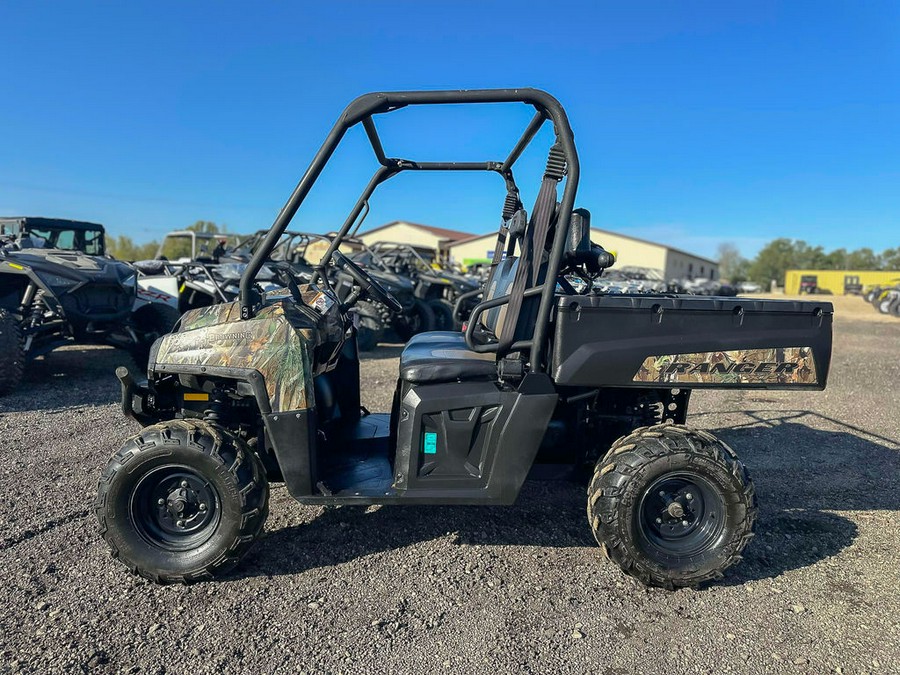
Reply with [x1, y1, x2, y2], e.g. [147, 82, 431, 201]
[792, 241, 828, 269]
[881, 247, 900, 270]
[844, 247, 879, 270]
[107, 235, 159, 262]
[747, 238, 798, 287]
[822, 248, 848, 270]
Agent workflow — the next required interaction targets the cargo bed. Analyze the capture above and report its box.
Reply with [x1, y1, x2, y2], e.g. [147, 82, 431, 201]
[551, 294, 832, 389]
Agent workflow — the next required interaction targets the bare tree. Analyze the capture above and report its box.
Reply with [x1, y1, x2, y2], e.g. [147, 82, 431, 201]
[717, 242, 749, 282]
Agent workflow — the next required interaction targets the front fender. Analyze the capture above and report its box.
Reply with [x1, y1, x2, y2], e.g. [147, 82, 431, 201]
[153, 300, 315, 413]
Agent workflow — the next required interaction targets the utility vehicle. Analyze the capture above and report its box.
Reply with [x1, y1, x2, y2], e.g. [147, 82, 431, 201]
[365, 241, 481, 329]
[155, 230, 236, 264]
[0, 217, 181, 394]
[799, 274, 819, 294]
[228, 230, 428, 348]
[0, 216, 107, 255]
[96, 90, 833, 588]
[134, 230, 285, 315]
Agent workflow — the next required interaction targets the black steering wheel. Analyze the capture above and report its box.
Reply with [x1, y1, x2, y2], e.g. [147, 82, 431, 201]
[272, 263, 304, 304]
[333, 251, 403, 313]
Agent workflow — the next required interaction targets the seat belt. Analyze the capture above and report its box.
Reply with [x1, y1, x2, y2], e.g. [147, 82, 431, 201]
[488, 186, 522, 277]
[498, 144, 566, 353]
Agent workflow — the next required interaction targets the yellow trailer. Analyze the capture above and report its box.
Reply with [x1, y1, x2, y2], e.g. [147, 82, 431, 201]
[785, 269, 900, 295]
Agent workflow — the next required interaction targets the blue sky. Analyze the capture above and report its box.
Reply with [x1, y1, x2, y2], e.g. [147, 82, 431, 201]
[1, 1, 897, 259]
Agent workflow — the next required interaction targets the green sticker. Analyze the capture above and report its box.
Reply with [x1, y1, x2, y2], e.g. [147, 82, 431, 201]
[423, 431, 438, 455]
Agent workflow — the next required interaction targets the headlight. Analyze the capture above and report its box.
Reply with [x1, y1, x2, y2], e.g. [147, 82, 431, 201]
[39, 273, 79, 288]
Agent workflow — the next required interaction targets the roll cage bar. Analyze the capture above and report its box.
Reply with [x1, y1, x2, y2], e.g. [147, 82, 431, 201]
[232, 229, 365, 266]
[240, 88, 580, 373]
[368, 242, 438, 271]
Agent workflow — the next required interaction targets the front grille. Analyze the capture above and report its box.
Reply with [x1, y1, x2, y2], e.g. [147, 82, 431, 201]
[62, 283, 133, 320]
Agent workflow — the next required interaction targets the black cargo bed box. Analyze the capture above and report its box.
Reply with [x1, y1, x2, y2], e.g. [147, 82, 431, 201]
[551, 294, 832, 390]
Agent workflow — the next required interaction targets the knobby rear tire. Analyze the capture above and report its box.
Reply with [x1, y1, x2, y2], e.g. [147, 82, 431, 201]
[588, 423, 757, 589]
[427, 299, 456, 331]
[394, 298, 435, 341]
[355, 300, 385, 351]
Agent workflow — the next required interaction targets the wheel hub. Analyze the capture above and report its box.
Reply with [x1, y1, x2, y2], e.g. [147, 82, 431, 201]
[666, 501, 685, 519]
[132, 467, 220, 551]
[638, 473, 726, 558]
[165, 485, 199, 521]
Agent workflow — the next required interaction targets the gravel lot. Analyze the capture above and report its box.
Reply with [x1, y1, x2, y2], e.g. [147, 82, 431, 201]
[0, 297, 897, 674]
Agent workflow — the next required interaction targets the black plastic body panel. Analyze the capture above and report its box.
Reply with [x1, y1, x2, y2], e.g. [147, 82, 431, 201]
[391, 381, 558, 505]
[297, 383, 556, 506]
[551, 294, 833, 389]
[264, 409, 318, 499]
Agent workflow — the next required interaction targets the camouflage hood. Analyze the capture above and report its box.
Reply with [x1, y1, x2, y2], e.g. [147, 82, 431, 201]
[153, 286, 339, 413]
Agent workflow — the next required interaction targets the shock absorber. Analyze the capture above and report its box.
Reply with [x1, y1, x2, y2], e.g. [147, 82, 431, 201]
[29, 291, 45, 326]
[203, 388, 227, 424]
[19, 284, 42, 327]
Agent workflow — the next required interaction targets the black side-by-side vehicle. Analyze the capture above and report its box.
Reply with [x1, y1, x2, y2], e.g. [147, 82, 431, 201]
[0, 217, 181, 393]
[96, 89, 833, 589]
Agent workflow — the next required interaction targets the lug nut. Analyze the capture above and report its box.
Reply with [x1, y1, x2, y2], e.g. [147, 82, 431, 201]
[157, 498, 165, 506]
[180, 481, 189, 488]
[659, 491, 666, 497]
[685, 492, 693, 500]
[199, 503, 207, 512]
[681, 520, 689, 527]
[655, 517, 662, 524]
[176, 520, 185, 528]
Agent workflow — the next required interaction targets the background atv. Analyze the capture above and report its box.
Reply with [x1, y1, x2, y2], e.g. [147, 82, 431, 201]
[364, 241, 480, 330]
[0, 217, 181, 394]
[0, 216, 107, 255]
[97, 89, 833, 590]
[864, 281, 900, 317]
[876, 286, 900, 316]
[231, 230, 427, 349]
[155, 230, 238, 264]
[133, 230, 285, 315]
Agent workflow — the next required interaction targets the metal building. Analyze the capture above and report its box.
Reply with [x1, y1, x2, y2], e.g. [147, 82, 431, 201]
[446, 228, 719, 280]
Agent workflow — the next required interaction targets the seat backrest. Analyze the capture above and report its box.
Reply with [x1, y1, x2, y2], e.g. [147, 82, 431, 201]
[479, 256, 519, 336]
[476, 198, 555, 344]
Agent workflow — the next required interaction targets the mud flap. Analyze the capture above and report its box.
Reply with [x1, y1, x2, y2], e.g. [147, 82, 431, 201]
[263, 408, 318, 499]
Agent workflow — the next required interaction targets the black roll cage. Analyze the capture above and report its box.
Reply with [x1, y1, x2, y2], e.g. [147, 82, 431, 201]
[240, 88, 580, 373]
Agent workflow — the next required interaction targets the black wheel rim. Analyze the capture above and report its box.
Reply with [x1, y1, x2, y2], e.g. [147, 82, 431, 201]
[130, 465, 221, 551]
[636, 472, 727, 560]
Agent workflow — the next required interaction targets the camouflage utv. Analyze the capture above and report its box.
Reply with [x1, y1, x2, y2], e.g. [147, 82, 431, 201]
[96, 90, 832, 589]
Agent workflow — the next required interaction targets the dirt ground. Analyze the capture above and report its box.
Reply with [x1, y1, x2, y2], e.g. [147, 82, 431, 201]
[0, 300, 897, 674]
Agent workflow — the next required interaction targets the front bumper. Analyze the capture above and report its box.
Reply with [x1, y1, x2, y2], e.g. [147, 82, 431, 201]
[116, 366, 156, 426]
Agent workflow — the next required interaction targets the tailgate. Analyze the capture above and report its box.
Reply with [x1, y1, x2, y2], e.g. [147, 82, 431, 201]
[551, 295, 832, 390]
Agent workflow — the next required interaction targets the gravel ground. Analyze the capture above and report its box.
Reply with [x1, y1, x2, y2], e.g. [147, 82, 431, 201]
[0, 303, 897, 674]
